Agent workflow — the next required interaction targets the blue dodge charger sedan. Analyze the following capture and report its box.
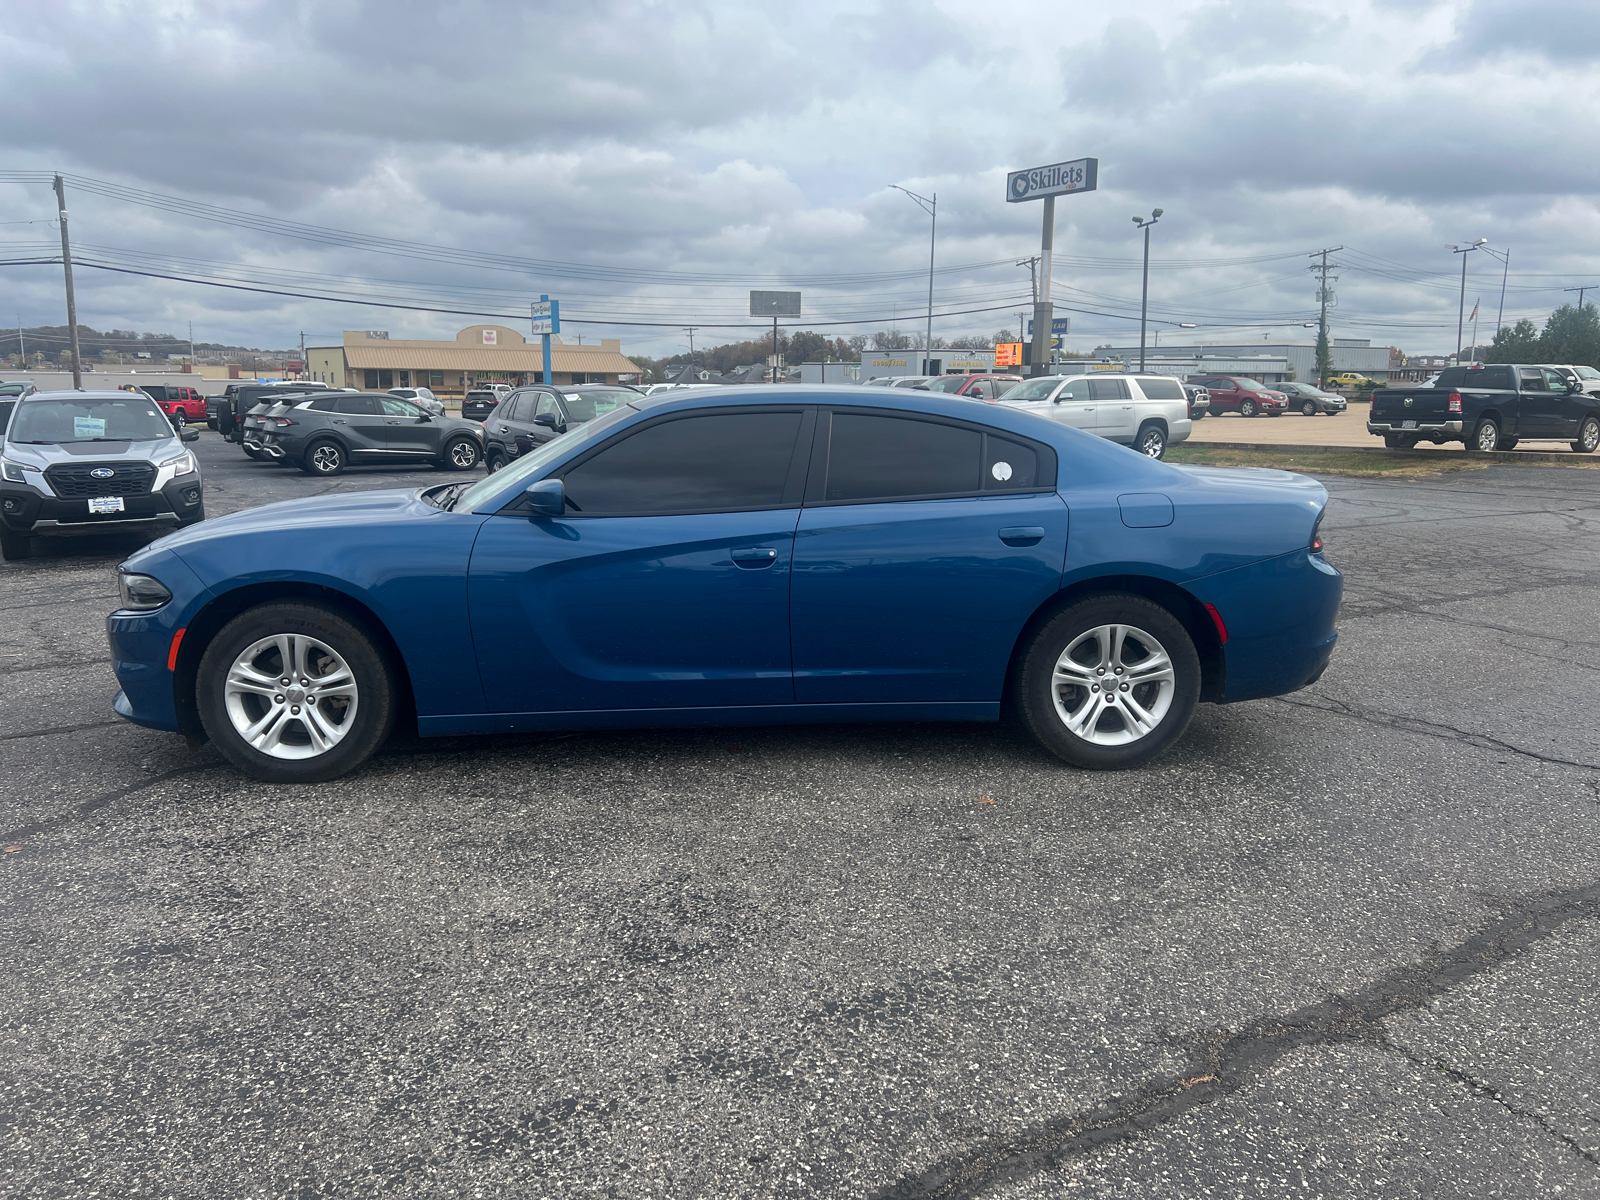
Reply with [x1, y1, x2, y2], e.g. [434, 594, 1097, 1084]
[107, 386, 1341, 783]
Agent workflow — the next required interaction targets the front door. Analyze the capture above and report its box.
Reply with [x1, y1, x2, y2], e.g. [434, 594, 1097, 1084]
[468, 407, 811, 713]
[1051, 376, 1100, 432]
[791, 409, 1070, 705]
[331, 393, 389, 455]
[380, 395, 441, 457]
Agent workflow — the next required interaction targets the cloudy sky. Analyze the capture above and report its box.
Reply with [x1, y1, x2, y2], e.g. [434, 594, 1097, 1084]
[4, 0, 1599, 359]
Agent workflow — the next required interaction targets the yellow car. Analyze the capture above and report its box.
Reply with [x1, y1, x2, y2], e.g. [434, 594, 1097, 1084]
[1327, 373, 1376, 389]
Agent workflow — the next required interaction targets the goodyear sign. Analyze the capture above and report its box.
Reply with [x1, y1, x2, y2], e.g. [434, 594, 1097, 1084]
[1006, 157, 1098, 203]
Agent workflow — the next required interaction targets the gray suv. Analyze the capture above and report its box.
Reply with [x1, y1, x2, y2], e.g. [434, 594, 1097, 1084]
[247, 391, 485, 476]
[0, 390, 204, 560]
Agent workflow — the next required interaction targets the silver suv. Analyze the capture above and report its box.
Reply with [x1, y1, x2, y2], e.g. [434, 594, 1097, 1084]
[0, 390, 204, 561]
[997, 373, 1192, 457]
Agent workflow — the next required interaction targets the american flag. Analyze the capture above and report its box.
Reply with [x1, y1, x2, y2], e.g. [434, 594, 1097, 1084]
[1469, 300, 1479, 321]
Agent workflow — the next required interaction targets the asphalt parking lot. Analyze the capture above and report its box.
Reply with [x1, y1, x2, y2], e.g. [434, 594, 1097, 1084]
[3, 432, 1599, 1199]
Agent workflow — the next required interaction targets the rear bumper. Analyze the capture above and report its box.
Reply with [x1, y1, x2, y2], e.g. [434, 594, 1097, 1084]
[1367, 419, 1462, 434]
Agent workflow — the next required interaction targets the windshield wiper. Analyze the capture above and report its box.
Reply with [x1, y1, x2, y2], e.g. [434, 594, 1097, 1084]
[432, 481, 471, 511]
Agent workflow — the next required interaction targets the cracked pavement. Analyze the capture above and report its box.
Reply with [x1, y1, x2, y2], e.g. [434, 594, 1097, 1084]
[2, 438, 1599, 1198]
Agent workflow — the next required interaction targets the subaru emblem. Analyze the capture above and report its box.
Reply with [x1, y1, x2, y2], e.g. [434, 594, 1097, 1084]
[90, 467, 115, 478]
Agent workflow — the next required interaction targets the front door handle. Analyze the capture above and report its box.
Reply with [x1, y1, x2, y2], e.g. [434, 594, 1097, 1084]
[999, 526, 1045, 545]
[731, 547, 779, 568]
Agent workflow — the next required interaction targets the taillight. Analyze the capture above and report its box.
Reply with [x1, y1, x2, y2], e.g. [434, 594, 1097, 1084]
[1447, 393, 1462, 413]
[271, 417, 295, 427]
[1311, 511, 1326, 554]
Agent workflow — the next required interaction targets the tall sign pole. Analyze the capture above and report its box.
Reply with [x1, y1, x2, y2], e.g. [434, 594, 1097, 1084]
[533, 296, 559, 385]
[750, 291, 801, 384]
[52, 174, 83, 390]
[1006, 157, 1097, 377]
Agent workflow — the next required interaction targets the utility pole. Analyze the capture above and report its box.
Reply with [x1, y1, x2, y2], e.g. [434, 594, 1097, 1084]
[1133, 209, 1163, 372]
[298, 330, 305, 379]
[17, 314, 24, 369]
[889, 185, 937, 373]
[682, 326, 698, 368]
[52, 175, 82, 389]
[190, 321, 196, 369]
[1495, 247, 1510, 332]
[772, 316, 780, 384]
[1309, 246, 1343, 388]
[1564, 285, 1594, 312]
[1450, 239, 1488, 361]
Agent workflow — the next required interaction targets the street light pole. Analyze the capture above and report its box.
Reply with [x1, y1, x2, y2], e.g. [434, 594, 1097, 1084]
[1450, 239, 1487, 362]
[889, 185, 937, 374]
[1132, 209, 1163, 372]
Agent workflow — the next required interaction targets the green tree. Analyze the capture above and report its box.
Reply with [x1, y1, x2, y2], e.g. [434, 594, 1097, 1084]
[785, 330, 829, 365]
[1314, 322, 1333, 386]
[1539, 304, 1600, 368]
[1484, 317, 1542, 363]
[847, 335, 868, 355]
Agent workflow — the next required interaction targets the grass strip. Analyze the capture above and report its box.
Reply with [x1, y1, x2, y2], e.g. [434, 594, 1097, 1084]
[1164, 445, 1493, 478]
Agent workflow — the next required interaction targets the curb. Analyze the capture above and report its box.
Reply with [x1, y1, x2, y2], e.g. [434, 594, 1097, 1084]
[1181, 441, 1595, 465]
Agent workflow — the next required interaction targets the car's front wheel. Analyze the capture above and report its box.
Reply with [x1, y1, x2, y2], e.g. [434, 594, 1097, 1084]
[1016, 594, 1201, 769]
[1573, 416, 1600, 454]
[1135, 421, 1167, 459]
[196, 602, 397, 783]
[0, 527, 32, 561]
[1239, 399, 1257, 418]
[1301, 400, 1317, 416]
[301, 440, 346, 476]
[443, 436, 481, 470]
[485, 447, 505, 473]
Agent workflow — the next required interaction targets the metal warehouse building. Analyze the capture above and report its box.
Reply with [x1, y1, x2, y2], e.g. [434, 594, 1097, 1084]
[306, 326, 640, 397]
[1087, 338, 1395, 382]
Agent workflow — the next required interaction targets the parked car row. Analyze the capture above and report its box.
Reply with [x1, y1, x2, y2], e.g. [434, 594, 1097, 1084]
[242, 391, 486, 475]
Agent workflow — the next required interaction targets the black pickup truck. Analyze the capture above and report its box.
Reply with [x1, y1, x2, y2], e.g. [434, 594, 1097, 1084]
[1370, 363, 1600, 453]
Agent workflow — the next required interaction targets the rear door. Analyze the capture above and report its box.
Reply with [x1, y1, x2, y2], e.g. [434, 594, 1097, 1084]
[468, 407, 811, 713]
[331, 393, 388, 455]
[790, 408, 1069, 705]
[1090, 377, 1136, 439]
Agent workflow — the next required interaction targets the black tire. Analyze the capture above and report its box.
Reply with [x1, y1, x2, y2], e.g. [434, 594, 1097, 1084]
[1472, 418, 1502, 452]
[1302, 401, 1317, 416]
[485, 448, 506, 474]
[196, 602, 397, 783]
[1499, 437, 1518, 451]
[300, 440, 346, 476]
[1015, 593, 1201, 770]
[1572, 416, 1600, 454]
[1135, 421, 1167, 459]
[171, 410, 188, 429]
[1239, 399, 1257, 418]
[0, 527, 32, 561]
[442, 437, 481, 471]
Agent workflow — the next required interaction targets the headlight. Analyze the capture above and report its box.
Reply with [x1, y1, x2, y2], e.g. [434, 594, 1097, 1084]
[157, 451, 197, 475]
[117, 572, 173, 611]
[1, 458, 28, 483]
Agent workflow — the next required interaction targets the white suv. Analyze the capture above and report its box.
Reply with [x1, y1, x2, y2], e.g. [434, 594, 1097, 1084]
[997, 373, 1192, 458]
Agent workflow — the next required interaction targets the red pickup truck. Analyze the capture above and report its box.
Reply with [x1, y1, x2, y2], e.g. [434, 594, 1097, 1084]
[137, 384, 209, 427]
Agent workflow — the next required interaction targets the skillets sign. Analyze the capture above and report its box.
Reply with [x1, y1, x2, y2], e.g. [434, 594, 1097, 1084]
[1006, 157, 1098, 202]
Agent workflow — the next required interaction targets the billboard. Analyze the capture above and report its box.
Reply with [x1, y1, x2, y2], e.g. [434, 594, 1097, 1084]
[1006, 158, 1098, 203]
[750, 291, 801, 317]
[994, 342, 1023, 368]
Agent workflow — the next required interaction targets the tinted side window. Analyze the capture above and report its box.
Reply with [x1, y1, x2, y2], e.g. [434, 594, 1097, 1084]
[1061, 378, 1093, 402]
[1517, 368, 1545, 392]
[1434, 368, 1468, 388]
[824, 413, 981, 503]
[984, 435, 1039, 490]
[562, 411, 802, 514]
[1477, 366, 1512, 389]
[1089, 378, 1130, 401]
[307, 396, 340, 411]
[1135, 377, 1185, 400]
[336, 394, 380, 415]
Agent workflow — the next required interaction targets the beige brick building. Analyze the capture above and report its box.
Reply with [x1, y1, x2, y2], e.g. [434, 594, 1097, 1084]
[306, 326, 640, 397]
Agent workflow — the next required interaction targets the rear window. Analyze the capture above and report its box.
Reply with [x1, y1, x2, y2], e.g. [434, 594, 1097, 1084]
[1134, 378, 1185, 400]
[825, 413, 981, 502]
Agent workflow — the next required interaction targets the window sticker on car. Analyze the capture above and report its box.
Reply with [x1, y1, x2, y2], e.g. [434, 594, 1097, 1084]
[992, 461, 1013, 481]
[74, 417, 106, 437]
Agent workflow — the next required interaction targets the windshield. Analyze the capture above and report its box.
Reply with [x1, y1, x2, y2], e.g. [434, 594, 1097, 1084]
[9, 396, 175, 443]
[1577, 366, 1600, 380]
[453, 402, 635, 512]
[561, 388, 631, 423]
[999, 377, 1063, 401]
[921, 376, 969, 392]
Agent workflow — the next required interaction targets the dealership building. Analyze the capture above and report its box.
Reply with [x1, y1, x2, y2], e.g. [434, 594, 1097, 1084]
[1082, 338, 1395, 383]
[306, 326, 640, 396]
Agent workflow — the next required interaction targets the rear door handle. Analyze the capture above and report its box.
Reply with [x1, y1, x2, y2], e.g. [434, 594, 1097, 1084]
[731, 547, 779, 568]
[999, 526, 1045, 545]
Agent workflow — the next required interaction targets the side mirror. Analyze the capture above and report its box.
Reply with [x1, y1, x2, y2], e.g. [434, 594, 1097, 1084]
[533, 412, 559, 428]
[524, 477, 565, 517]
[181, 427, 200, 442]
[416, 413, 431, 422]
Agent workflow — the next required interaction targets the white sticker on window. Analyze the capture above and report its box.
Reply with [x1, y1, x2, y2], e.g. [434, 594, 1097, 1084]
[991, 461, 1013, 481]
[74, 417, 106, 437]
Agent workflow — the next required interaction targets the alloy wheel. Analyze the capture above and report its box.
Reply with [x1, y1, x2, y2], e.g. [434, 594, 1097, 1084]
[311, 443, 343, 473]
[449, 439, 479, 468]
[1240, 400, 1257, 418]
[223, 633, 359, 760]
[1476, 422, 1499, 452]
[172, 410, 187, 428]
[1139, 426, 1166, 458]
[1050, 623, 1176, 746]
[1581, 419, 1600, 453]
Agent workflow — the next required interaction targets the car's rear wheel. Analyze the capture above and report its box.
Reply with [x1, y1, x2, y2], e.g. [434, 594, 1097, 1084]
[0, 528, 32, 561]
[1135, 421, 1167, 459]
[1239, 399, 1257, 418]
[1473, 418, 1502, 452]
[1573, 416, 1600, 454]
[301, 440, 346, 476]
[171, 410, 187, 429]
[1301, 400, 1317, 416]
[1016, 594, 1200, 769]
[197, 602, 396, 783]
[443, 436, 481, 470]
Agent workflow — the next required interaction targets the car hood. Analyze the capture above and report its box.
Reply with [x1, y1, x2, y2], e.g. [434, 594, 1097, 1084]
[2, 437, 182, 467]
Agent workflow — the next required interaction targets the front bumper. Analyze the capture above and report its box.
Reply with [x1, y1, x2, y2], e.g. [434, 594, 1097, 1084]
[1, 474, 204, 537]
